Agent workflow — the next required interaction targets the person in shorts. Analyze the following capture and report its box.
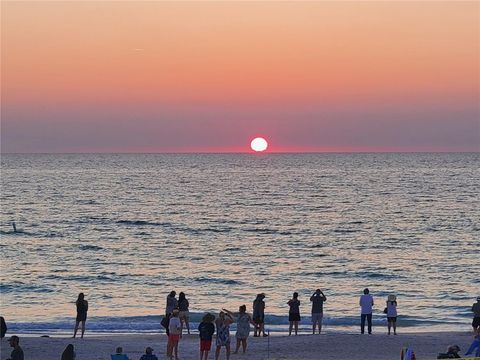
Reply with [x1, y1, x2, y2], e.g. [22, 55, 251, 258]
[178, 292, 190, 335]
[167, 310, 181, 360]
[310, 289, 327, 334]
[386, 294, 398, 335]
[198, 313, 215, 360]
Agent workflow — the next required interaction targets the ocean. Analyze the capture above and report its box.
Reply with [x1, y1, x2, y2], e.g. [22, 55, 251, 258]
[1, 153, 478, 334]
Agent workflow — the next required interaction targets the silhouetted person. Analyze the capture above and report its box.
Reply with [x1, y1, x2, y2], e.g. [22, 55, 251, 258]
[359, 288, 374, 334]
[1, 316, 7, 339]
[253, 293, 267, 337]
[7, 335, 24, 360]
[288, 292, 301, 336]
[178, 292, 190, 335]
[472, 296, 480, 331]
[61, 344, 75, 360]
[310, 289, 327, 334]
[165, 291, 178, 316]
[73, 292, 88, 338]
[386, 294, 398, 335]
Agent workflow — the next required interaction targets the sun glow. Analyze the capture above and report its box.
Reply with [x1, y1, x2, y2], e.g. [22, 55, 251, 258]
[250, 137, 268, 152]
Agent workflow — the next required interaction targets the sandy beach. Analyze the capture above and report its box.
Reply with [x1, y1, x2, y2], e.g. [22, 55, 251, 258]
[1, 331, 478, 360]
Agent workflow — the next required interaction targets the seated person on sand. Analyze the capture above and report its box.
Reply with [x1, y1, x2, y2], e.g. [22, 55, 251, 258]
[7, 335, 24, 360]
[139, 346, 158, 360]
[111, 346, 129, 360]
[437, 345, 461, 359]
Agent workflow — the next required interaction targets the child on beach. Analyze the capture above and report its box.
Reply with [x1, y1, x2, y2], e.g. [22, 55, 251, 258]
[215, 311, 233, 360]
[386, 294, 398, 335]
[111, 346, 129, 360]
[288, 292, 301, 336]
[198, 313, 216, 360]
[167, 309, 182, 360]
[223, 305, 255, 354]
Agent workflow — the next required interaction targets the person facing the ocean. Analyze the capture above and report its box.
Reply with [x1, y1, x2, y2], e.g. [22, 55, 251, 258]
[111, 346, 129, 360]
[215, 311, 233, 360]
[178, 292, 190, 335]
[139, 347, 158, 360]
[6, 335, 24, 360]
[223, 305, 255, 354]
[359, 288, 374, 334]
[61, 344, 76, 360]
[253, 293, 267, 337]
[310, 289, 327, 334]
[166, 291, 178, 316]
[288, 292, 301, 336]
[198, 313, 216, 360]
[472, 296, 480, 331]
[73, 292, 88, 338]
[386, 294, 398, 335]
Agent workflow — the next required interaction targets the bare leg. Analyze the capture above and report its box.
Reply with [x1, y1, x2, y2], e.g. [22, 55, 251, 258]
[200, 349, 204, 360]
[241, 339, 247, 353]
[393, 321, 397, 335]
[204, 350, 209, 360]
[186, 318, 190, 334]
[388, 320, 391, 335]
[225, 344, 231, 360]
[73, 321, 80, 338]
[81, 321, 86, 338]
[215, 346, 221, 360]
[294, 321, 298, 335]
[174, 342, 178, 360]
[289, 321, 293, 335]
[234, 338, 240, 354]
[318, 322, 322, 334]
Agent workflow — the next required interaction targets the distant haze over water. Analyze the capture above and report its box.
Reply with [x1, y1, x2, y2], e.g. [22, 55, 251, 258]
[1, 153, 479, 333]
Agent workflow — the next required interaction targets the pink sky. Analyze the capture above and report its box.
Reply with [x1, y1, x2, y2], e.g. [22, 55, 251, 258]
[1, 1, 479, 153]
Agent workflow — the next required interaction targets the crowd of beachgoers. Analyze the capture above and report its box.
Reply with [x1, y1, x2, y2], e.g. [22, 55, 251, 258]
[1, 291, 480, 360]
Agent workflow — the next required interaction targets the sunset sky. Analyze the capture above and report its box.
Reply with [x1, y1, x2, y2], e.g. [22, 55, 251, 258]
[2, 1, 479, 153]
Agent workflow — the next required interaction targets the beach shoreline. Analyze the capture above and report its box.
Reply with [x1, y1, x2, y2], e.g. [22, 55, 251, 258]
[0, 331, 477, 360]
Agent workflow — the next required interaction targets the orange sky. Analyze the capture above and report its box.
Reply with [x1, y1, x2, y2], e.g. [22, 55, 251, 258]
[2, 1, 479, 152]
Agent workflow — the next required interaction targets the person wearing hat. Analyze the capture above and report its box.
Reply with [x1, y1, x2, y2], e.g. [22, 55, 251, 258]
[6, 335, 24, 360]
[140, 346, 158, 360]
[472, 296, 480, 331]
[386, 294, 398, 335]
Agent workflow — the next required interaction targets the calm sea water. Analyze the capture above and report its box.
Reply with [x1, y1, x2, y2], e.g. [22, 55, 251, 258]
[1, 153, 479, 334]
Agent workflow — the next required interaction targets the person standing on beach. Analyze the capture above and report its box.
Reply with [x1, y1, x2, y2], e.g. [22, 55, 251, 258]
[198, 313, 215, 360]
[310, 289, 327, 334]
[166, 291, 178, 316]
[386, 295, 398, 335]
[6, 335, 24, 360]
[223, 305, 255, 354]
[253, 293, 267, 337]
[359, 288, 374, 334]
[472, 296, 480, 331]
[288, 292, 301, 336]
[178, 292, 190, 335]
[73, 292, 88, 338]
[215, 311, 233, 360]
[167, 309, 182, 360]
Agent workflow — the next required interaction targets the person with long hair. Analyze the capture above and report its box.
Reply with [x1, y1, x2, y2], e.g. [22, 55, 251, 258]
[252, 293, 267, 337]
[178, 292, 190, 335]
[223, 305, 255, 355]
[61, 343, 75, 360]
[73, 293, 88, 338]
[287, 292, 301, 336]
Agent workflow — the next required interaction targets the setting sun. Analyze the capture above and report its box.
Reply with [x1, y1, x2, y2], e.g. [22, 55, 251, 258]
[250, 137, 268, 152]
